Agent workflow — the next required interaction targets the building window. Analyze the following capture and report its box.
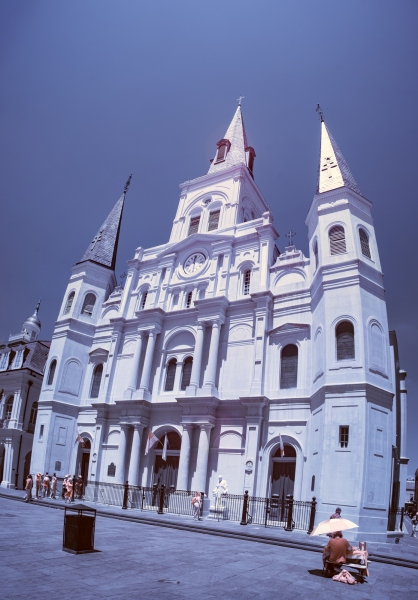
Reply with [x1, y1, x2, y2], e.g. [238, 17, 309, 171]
[311, 475, 315, 492]
[180, 356, 193, 390]
[47, 360, 57, 386]
[329, 225, 347, 255]
[215, 140, 230, 163]
[243, 270, 251, 295]
[11, 349, 23, 369]
[186, 291, 193, 308]
[336, 321, 355, 360]
[208, 210, 220, 231]
[164, 358, 177, 392]
[339, 426, 349, 448]
[188, 216, 200, 236]
[141, 291, 148, 310]
[64, 292, 75, 315]
[5, 397, 13, 420]
[280, 344, 298, 389]
[81, 293, 96, 316]
[90, 364, 103, 398]
[313, 241, 319, 271]
[39, 424, 44, 440]
[0, 352, 9, 370]
[28, 402, 38, 433]
[359, 228, 371, 259]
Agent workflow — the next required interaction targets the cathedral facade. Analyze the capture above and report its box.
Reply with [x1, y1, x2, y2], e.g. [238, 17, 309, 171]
[31, 106, 407, 540]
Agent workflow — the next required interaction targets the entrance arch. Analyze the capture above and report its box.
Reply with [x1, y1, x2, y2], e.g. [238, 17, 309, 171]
[270, 443, 297, 499]
[152, 431, 181, 489]
[76, 438, 91, 484]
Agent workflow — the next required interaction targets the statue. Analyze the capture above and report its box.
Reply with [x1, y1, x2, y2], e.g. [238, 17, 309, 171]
[211, 474, 228, 509]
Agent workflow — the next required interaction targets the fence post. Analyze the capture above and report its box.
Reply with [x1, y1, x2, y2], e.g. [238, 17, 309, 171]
[264, 498, 270, 528]
[308, 496, 316, 534]
[240, 490, 249, 526]
[122, 480, 129, 510]
[400, 507, 404, 531]
[141, 488, 145, 510]
[158, 484, 165, 514]
[285, 494, 294, 531]
[200, 492, 205, 519]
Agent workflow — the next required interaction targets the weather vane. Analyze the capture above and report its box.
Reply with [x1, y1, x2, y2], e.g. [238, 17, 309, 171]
[124, 174, 132, 195]
[286, 230, 296, 246]
[316, 104, 324, 122]
[236, 95, 245, 106]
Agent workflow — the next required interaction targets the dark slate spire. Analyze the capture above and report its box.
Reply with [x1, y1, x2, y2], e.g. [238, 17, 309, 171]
[78, 175, 131, 270]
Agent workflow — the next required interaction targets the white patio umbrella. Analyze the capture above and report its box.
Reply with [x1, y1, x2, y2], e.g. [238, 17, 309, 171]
[310, 518, 359, 537]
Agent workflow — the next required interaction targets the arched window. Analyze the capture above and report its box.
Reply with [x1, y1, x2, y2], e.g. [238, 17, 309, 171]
[5, 397, 13, 420]
[164, 358, 177, 392]
[215, 139, 230, 163]
[140, 291, 148, 310]
[336, 321, 355, 360]
[90, 364, 103, 398]
[370, 323, 384, 371]
[180, 357, 193, 390]
[359, 228, 371, 259]
[64, 292, 75, 315]
[47, 360, 57, 386]
[186, 291, 193, 308]
[81, 293, 96, 316]
[188, 215, 201, 236]
[243, 270, 251, 295]
[208, 209, 220, 231]
[280, 344, 298, 389]
[329, 225, 347, 255]
[313, 241, 319, 271]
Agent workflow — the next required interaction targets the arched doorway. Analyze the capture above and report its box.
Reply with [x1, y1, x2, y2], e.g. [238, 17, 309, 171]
[270, 443, 297, 500]
[23, 451, 31, 485]
[77, 438, 91, 484]
[152, 431, 181, 489]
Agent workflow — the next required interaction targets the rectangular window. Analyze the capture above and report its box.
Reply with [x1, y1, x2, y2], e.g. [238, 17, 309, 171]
[339, 425, 349, 448]
[375, 427, 383, 455]
[208, 210, 220, 231]
[141, 291, 148, 310]
[186, 291, 193, 308]
[39, 424, 44, 440]
[11, 349, 23, 369]
[188, 216, 200, 236]
[216, 144, 227, 162]
[243, 270, 251, 295]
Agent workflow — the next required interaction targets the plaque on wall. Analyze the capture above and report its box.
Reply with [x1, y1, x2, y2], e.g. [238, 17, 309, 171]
[55, 461, 61, 471]
[107, 462, 116, 477]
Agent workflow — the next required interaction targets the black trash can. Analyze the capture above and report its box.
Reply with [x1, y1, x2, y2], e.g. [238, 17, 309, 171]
[63, 503, 96, 554]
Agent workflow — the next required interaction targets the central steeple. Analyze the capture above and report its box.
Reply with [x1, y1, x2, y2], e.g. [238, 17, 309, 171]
[208, 104, 256, 177]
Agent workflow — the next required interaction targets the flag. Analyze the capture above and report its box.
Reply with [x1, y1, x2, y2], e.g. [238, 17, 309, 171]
[145, 430, 159, 455]
[162, 434, 168, 461]
[76, 433, 85, 448]
[279, 433, 285, 457]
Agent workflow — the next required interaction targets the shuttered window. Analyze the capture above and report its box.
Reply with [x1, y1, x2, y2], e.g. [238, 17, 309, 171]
[5, 397, 13, 420]
[329, 225, 347, 255]
[208, 210, 220, 231]
[359, 228, 371, 259]
[280, 344, 298, 389]
[313, 241, 319, 271]
[188, 216, 200, 236]
[64, 292, 75, 315]
[141, 291, 148, 310]
[47, 360, 57, 385]
[90, 364, 103, 398]
[216, 144, 227, 162]
[81, 293, 96, 316]
[336, 321, 355, 360]
[164, 359, 177, 391]
[243, 270, 251, 295]
[180, 357, 193, 390]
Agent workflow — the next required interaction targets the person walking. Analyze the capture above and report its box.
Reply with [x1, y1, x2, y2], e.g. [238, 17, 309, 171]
[24, 474, 33, 502]
[411, 513, 417, 538]
[61, 475, 68, 499]
[50, 473, 57, 499]
[191, 492, 202, 520]
[35, 472, 42, 499]
[65, 475, 73, 503]
[42, 473, 50, 498]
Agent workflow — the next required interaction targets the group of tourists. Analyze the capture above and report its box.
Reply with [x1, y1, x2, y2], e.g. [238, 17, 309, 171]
[24, 473, 84, 503]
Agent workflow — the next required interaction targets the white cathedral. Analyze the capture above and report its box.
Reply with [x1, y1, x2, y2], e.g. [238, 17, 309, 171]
[31, 105, 408, 540]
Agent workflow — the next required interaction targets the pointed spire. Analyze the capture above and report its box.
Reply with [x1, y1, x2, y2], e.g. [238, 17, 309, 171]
[208, 104, 255, 175]
[78, 175, 131, 270]
[316, 109, 360, 195]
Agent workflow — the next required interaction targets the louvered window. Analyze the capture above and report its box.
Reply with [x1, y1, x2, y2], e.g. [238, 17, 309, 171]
[243, 270, 251, 295]
[5, 397, 13, 420]
[164, 358, 177, 391]
[81, 293, 96, 316]
[329, 225, 347, 255]
[336, 321, 355, 360]
[216, 144, 227, 163]
[90, 364, 103, 398]
[208, 210, 220, 231]
[359, 228, 371, 259]
[47, 360, 57, 385]
[313, 241, 319, 271]
[180, 356, 193, 390]
[339, 426, 349, 448]
[186, 291, 193, 308]
[64, 292, 75, 315]
[188, 216, 200, 236]
[141, 291, 148, 310]
[370, 323, 384, 370]
[280, 344, 298, 389]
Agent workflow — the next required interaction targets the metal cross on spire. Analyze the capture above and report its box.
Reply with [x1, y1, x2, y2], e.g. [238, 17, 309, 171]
[90, 229, 103, 250]
[286, 230, 296, 246]
[236, 95, 245, 106]
[316, 104, 324, 122]
[124, 174, 132, 195]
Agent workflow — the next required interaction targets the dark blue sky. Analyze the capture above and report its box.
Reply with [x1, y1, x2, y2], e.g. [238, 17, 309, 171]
[1, 1, 417, 473]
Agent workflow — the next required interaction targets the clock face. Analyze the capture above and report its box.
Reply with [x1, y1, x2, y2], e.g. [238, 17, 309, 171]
[184, 252, 206, 274]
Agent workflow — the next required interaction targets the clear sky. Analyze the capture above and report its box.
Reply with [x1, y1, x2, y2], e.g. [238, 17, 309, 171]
[1, 1, 417, 474]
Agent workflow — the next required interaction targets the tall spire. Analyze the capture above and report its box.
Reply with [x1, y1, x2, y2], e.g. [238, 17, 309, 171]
[78, 175, 131, 270]
[316, 111, 360, 195]
[208, 104, 255, 176]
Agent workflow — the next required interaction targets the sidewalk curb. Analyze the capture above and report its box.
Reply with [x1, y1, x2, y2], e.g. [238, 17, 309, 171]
[2, 491, 417, 570]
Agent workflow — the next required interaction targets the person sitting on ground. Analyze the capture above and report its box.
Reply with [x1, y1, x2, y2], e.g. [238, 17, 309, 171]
[323, 531, 352, 574]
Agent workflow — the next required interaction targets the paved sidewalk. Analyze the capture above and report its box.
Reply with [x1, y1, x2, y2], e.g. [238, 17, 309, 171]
[1, 496, 418, 600]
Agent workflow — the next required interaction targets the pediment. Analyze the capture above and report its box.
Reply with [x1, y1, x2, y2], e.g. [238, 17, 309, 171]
[269, 323, 310, 336]
[157, 233, 233, 259]
[89, 347, 109, 358]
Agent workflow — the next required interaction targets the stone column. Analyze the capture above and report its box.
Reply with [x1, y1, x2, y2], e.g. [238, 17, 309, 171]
[115, 424, 129, 485]
[124, 332, 144, 398]
[194, 424, 212, 493]
[127, 424, 144, 486]
[177, 424, 193, 490]
[203, 321, 221, 391]
[187, 324, 205, 395]
[139, 330, 158, 393]
[1, 438, 14, 488]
